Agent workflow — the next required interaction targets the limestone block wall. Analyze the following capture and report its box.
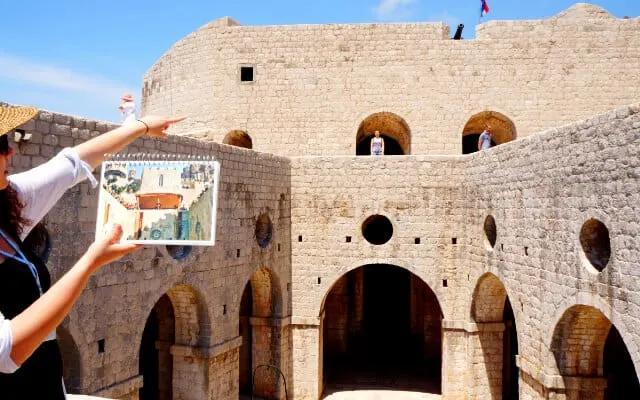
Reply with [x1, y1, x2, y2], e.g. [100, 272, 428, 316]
[288, 104, 640, 398]
[5, 104, 292, 399]
[142, 3, 640, 157]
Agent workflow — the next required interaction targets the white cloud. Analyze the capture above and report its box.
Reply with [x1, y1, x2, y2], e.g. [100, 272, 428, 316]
[426, 10, 462, 28]
[374, 0, 418, 21]
[0, 53, 137, 102]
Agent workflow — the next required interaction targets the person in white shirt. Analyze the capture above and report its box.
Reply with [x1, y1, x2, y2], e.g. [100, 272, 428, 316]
[478, 125, 493, 151]
[0, 105, 184, 398]
[117, 93, 137, 125]
[370, 130, 385, 156]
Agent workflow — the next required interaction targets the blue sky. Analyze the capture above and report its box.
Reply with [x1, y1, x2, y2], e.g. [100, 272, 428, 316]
[1, 0, 637, 122]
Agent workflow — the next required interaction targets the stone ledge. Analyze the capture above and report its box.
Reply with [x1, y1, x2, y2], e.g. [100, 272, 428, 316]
[516, 356, 607, 391]
[290, 316, 321, 326]
[91, 375, 143, 398]
[171, 335, 243, 359]
[442, 320, 504, 333]
[250, 316, 291, 327]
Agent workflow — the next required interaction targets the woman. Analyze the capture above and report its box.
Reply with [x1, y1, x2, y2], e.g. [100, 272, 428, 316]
[370, 130, 385, 156]
[117, 93, 137, 125]
[0, 105, 184, 398]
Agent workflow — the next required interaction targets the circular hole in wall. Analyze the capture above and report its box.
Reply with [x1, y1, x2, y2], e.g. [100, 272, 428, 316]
[580, 218, 611, 272]
[255, 213, 273, 248]
[362, 215, 393, 245]
[23, 222, 53, 263]
[166, 245, 193, 260]
[484, 215, 497, 249]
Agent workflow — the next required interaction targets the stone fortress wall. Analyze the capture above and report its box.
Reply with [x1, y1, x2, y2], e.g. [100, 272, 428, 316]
[142, 4, 640, 157]
[2, 2, 640, 400]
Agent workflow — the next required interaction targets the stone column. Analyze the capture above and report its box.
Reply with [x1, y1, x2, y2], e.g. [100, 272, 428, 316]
[516, 356, 608, 400]
[155, 340, 173, 400]
[468, 322, 505, 399]
[441, 320, 470, 400]
[290, 316, 322, 400]
[250, 316, 289, 399]
[170, 337, 243, 400]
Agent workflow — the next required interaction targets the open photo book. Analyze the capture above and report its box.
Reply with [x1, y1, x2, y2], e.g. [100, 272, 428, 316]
[95, 155, 220, 245]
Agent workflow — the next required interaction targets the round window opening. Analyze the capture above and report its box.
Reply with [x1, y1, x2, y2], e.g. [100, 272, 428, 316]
[255, 213, 273, 248]
[166, 245, 193, 261]
[579, 218, 611, 272]
[362, 215, 393, 245]
[484, 215, 497, 249]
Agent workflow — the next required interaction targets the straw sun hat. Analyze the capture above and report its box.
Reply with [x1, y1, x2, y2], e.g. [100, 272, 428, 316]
[0, 105, 39, 137]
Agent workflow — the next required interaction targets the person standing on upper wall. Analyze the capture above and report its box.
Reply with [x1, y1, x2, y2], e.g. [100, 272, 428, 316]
[478, 125, 493, 151]
[118, 93, 137, 125]
[370, 130, 385, 156]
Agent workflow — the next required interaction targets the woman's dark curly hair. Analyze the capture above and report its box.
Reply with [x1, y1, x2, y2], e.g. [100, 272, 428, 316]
[0, 183, 31, 240]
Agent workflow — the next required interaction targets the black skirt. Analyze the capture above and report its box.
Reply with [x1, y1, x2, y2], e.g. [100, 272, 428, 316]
[0, 244, 66, 399]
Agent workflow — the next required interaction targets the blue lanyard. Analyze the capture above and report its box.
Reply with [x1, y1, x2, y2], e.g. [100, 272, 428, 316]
[0, 229, 43, 295]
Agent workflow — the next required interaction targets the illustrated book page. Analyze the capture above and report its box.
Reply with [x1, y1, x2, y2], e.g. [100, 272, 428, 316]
[95, 158, 220, 245]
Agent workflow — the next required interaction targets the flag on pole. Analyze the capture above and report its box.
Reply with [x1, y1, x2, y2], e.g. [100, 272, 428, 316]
[481, 0, 490, 17]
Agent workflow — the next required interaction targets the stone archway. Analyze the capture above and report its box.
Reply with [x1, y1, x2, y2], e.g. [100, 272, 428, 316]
[470, 273, 519, 399]
[462, 111, 516, 154]
[56, 326, 82, 394]
[223, 129, 253, 149]
[139, 285, 208, 400]
[551, 305, 640, 399]
[356, 112, 411, 155]
[320, 264, 442, 397]
[239, 267, 284, 399]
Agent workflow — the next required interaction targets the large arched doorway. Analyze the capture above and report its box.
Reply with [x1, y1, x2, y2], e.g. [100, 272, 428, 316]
[356, 112, 411, 155]
[320, 264, 442, 396]
[470, 273, 519, 399]
[551, 305, 640, 399]
[239, 268, 283, 399]
[139, 285, 208, 400]
[139, 294, 174, 400]
[462, 111, 516, 154]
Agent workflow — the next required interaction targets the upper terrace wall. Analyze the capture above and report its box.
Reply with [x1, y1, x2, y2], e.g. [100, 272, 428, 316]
[289, 103, 640, 396]
[4, 104, 291, 397]
[143, 3, 640, 157]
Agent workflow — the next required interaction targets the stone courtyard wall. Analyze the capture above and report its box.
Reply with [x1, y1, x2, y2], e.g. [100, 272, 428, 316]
[5, 104, 292, 399]
[142, 3, 640, 157]
[288, 104, 640, 398]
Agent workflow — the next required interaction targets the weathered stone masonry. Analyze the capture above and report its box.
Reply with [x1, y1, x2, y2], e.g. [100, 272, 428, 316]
[3, 3, 640, 400]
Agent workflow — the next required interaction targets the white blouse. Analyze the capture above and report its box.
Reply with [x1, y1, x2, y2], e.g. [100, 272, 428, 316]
[0, 148, 96, 373]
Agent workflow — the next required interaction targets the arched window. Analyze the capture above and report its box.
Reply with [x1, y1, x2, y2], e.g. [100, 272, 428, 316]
[356, 112, 411, 155]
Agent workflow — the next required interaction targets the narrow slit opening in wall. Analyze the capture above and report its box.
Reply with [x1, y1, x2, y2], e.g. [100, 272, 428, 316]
[287, 282, 291, 292]
[524, 246, 528, 255]
[298, 235, 302, 242]
[277, 243, 281, 251]
[317, 277, 321, 284]
[223, 304, 227, 315]
[501, 243, 504, 251]
[414, 238, 420, 244]
[451, 237, 457, 245]
[98, 339, 105, 354]
[442, 279, 448, 287]
[236, 249, 240, 258]
[346, 236, 352, 243]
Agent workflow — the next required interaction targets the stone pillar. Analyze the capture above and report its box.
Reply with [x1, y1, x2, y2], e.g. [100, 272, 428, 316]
[467, 322, 505, 399]
[170, 345, 210, 400]
[250, 316, 289, 399]
[290, 317, 322, 400]
[155, 340, 173, 400]
[516, 356, 608, 400]
[442, 320, 470, 400]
